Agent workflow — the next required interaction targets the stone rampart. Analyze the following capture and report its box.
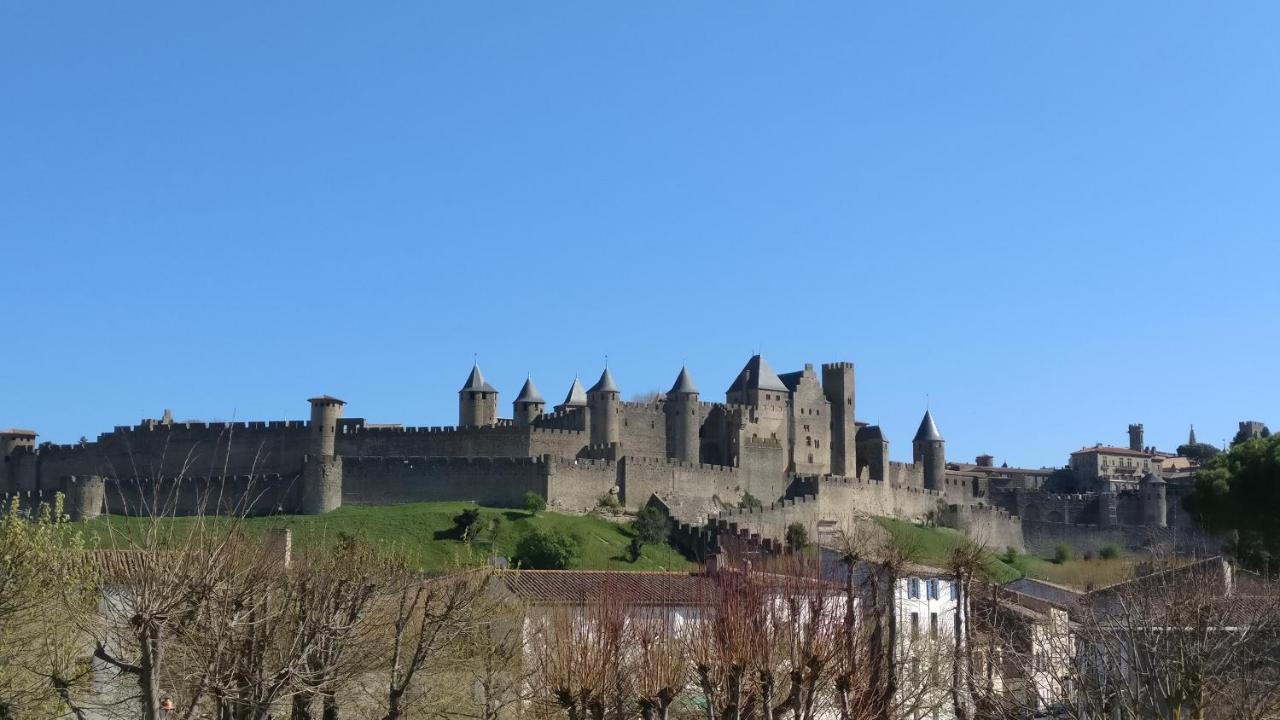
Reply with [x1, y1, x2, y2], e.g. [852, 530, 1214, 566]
[545, 456, 619, 511]
[942, 504, 1025, 553]
[340, 455, 546, 508]
[791, 474, 946, 524]
[620, 456, 742, 511]
[708, 494, 822, 546]
[36, 422, 311, 486]
[336, 423, 585, 461]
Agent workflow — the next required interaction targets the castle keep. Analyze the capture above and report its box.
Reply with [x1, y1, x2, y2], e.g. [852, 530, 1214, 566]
[1, 356, 1189, 555]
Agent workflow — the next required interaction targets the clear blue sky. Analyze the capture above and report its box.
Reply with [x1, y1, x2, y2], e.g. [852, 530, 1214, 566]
[2, 2, 1277, 467]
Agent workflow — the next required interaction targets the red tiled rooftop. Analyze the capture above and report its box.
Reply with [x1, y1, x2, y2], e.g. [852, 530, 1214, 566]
[1070, 445, 1153, 458]
[501, 570, 710, 605]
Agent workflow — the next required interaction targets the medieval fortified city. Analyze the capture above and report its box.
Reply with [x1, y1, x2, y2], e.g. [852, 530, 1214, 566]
[3, 3, 1279, 720]
[3, 356, 1256, 560]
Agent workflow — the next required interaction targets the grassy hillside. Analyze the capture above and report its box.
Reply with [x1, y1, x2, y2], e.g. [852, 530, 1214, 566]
[873, 517, 1138, 589]
[873, 518, 1022, 583]
[83, 502, 694, 572]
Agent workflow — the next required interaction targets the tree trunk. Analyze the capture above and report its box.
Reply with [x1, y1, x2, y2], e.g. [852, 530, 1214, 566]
[292, 693, 314, 720]
[322, 691, 339, 720]
[138, 622, 163, 720]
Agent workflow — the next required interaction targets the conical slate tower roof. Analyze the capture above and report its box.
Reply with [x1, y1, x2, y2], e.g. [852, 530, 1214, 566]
[1188, 425, 1197, 445]
[913, 410, 943, 443]
[668, 366, 699, 395]
[460, 364, 497, 393]
[515, 377, 544, 404]
[560, 377, 588, 407]
[588, 367, 619, 394]
[726, 355, 788, 394]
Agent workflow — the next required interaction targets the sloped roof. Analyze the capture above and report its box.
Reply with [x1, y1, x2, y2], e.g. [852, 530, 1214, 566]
[514, 377, 544, 404]
[913, 410, 943, 442]
[856, 425, 887, 443]
[307, 395, 346, 405]
[559, 377, 588, 407]
[588, 367, 619, 394]
[1004, 577, 1083, 610]
[0, 428, 37, 437]
[501, 570, 709, 606]
[460, 364, 497, 393]
[1070, 445, 1152, 458]
[726, 355, 788, 394]
[668, 366, 699, 395]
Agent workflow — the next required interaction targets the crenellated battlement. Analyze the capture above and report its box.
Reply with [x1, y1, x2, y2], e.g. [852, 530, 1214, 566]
[623, 456, 738, 474]
[712, 493, 818, 519]
[334, 423, 585, 438]
[343, 455, 543, 469]
[549, 456, 615, 470]
[619, 400, 664, 411]
[742, 436, 783, 450]
[114, 420, 308, 434]
[948, 503, 1016, 522]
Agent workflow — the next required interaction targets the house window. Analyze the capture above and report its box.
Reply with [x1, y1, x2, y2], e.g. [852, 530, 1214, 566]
[930, 612, 938, 637]
[908, 578, 920, 599]
[949, 581, 957, 601]
[911, 612, 920, 638]
[928, 579, 939, 599]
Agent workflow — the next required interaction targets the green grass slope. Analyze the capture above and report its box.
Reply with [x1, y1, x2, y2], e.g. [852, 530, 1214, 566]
[872, 518, 1022, 583]
[84, 502, 694, 572]
[872, 517, 1141, 589]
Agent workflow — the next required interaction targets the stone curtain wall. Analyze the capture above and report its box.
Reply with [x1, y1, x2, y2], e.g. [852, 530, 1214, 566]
[340, 456, 546, 508]
[36, 422, 311, 485]
[338, 425, 575, 459]
[708, 495, 822, 545]
[545, 457, 618, 510]
[802, 475, 947, 524]
[619, 456, 745, 510]
[618, 403, 668, 459]
[942, 505, 1026, 553]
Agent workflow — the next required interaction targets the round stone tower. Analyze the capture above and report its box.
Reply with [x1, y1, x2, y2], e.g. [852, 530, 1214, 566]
[912, 410, 946, 491]
[458, 364, 499, 427]
[1140, 471, 1167, 528]
[513, 377, 545, 427]
[63, 475, 105, 521]
[587, 367, 621, 448]
[665, 366, 700, 463]
[303, 395, 345, 515]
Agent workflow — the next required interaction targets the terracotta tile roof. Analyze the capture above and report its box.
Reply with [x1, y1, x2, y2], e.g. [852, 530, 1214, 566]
[500, 569, 842, 606]
[82, 549, 155, 579]
[1070, 445, 1152, 458]
[500, 570, 711, 605]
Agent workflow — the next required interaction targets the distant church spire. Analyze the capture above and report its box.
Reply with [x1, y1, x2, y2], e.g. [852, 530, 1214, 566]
[1189, 424, 1197, 445]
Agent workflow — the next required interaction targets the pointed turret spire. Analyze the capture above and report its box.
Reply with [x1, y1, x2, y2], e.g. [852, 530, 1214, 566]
[588, 367, 619, 394]
[913, 409, 943, 442]
[515, 376, 544, 404]
[668, 366, 699, 395]
[1188, 424, 1197, 445]
[559, 377, 588, 408]
[459, 363, 496, 393]
[726, 354, 787, 394]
